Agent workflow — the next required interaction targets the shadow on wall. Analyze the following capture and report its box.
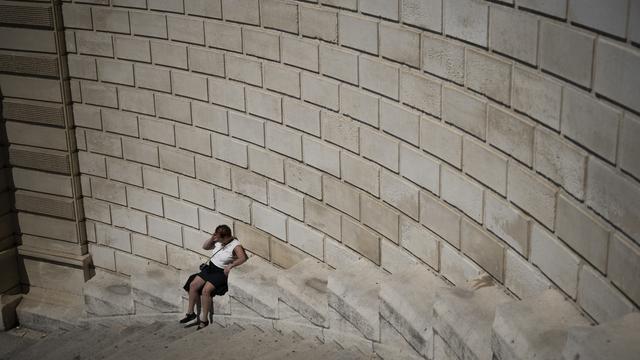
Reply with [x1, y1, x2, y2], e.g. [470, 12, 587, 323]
[0, 90, 21, 296]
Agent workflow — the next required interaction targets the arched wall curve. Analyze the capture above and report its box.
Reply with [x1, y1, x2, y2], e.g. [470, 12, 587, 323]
[59, 0, 640, 324]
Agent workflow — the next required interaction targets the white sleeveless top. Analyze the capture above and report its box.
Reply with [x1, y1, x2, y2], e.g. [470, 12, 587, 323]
[209, 239, 240, 268]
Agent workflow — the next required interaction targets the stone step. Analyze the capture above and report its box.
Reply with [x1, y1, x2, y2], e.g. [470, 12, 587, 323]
[259, 341, 370, 360]
[229, 255, 281, 319]
[16, 287, 83, 332]
[194, 326, 292, 360]
[46, 324, 128, 360]
[10, 327, 84, 360]
[373, 316, 424, 360]
[83, 270, 134, 317]
[562, 312, 640, 360]
[51, 323, 144, 360]
[108, 321, 196, 359]
[252, 337, 330, 360]
[94, 321, 168, 360]
[328, 259, 386, 341]
[0, 328, 39, 359]
[492, 289, 590, 360]
[432, 277, 514, 360]
[277, 258, 330, 328]
[379, 263, 448, 358]
[131, 261, 183, 313]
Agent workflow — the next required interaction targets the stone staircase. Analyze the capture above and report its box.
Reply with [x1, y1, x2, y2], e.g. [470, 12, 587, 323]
[7, 255, 640, 359]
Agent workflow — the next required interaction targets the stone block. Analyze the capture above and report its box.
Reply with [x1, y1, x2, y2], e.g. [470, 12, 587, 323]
[139, 117, 174, 146]
[205, 21, 242, 52]
[111, 205, 147, 234]
[261, 0, 298, 33]
[96, 222, 131, 252]
[380, 100, 420, 146]
[299, 5, 337, 43]
[270, 237, 307, 269]
[235, 222, 270, 259]
[246, 88, 282, 123]
[563, 313, 640, 360]
[184, 0, 221, 18]
[323, 176, 359, 219]
[148, 0, 183, 13]
[265, 123, 302, 160]
[134, 64, 171, 92]
[282, 36, 318, 72]
[461, 219, 504, 281]
[489, 6, 538, 65]
[83, 270, 134, 317]
[15, 190, 75, 221]
[301, 73, 339, 111]
[586, 158, 640, 242]
[540, 21, 594, 87]
[463, 137, 508, 195]
[243, 28, 280, 61]
[420, 117, 463, 168]
[484, 193, 528, 256]
[304, 198, 341, 240]
[530, 224, 580, 297]
[195, 156, 231, 189]
[630, 1, 640, 44]
[264, 63, 300, 98]
[379, 23, 419, 68]
[21, 259, 86, 296]
[167, 15, 204, 45]
[359, 56, 399, 100]
[192, 102, 228, 134]
[147, 215, 182, 247]
[442, 86, 486, 140]
[92, 7, 130, 34]
[130, 11, 167, 39]
[150, 41, 188, 69]
[77, 31, 113, 57]
[381, 171, 419, 220]
[215, 189, 251, 223]
[228, 112, 265, 147]
[508, 162, 557, 230]
[89, 244, 116, 271]
[433, 283, 513, 360]
[131, 261, 182, 312]
[212, 132, 248, 167]
[6, 121, 68, 151]
[440, 242, 486, 285]
[302, 136, 340, 177]
[400, 70, 441, 117]
[608, 233, 640, 305]
[277, 258, 329, 327]
[441, 168, 483, 223]
[175, 125, 211, 156]
[62, 4, 92, 30]
[360, 127, 399, 172]
[172, 71, 207, 101]
[198, 209, 232, 234]
[556, 193, 609, 272]
[319, 45, 358, 85]
[13, 168, 72, 197]
[68, 55, 97, 80]
[321, 112, 359, 153]
[114, 36, 150, 63]
[269, 182, 303, 220]
[285, 160, 322, 199]
[283, 98, 321, 136]
[127, 186, 163, 216]
[248, 147, 284, 182]
[341, 152, 380, 196]
[443, 0, 488, 47]
[159, 147, 195, 176]
[92, 177, 127, 205]
[9, 145, 71, 175]
[221, 0, 259, 24]
[466, 50, 512, 104]
[492, 289, 589, 360]
[338, 12, 377, 55]
[360, 0, 398, 20]
[339, 85, 379, 127]
[487, 105, 534, 166]
[81, 81, 117, 108]
[399, 144, 439, 195]
[594, 38, 640, 113]
[209, 78, 245, 111]
[231, 168, 267, 204]
[288, 219, 324, 259]
[513, 66, 562, 130]
[106, 158, 142, 186]
[577, 265, 635, 323]
[102, 109, 138, 137]
[0, 26, 55, 54]
[518, 0, 566, 18]
[402, 0, 442, 32]
[420, 191, 461, 248]
[361, 195, 399, 244]
[504, 249, 552, 299]
[119, 88, 155, 116]
[164, 197, 199, 228]
[400, 217, 439, 269]
[561, 87, 620, 163]
[384, 238, 421, 275]
[422, 34, 465, 84]
[188, 47, 224, 77]
[142, 166, 179, 197]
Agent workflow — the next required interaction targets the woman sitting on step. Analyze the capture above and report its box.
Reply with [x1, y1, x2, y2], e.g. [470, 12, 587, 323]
[180, 224, 247, 329]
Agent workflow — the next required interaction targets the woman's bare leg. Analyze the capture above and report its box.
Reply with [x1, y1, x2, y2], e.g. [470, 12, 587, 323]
[200, 282, 216, 323]
[187, 276, 205, 314]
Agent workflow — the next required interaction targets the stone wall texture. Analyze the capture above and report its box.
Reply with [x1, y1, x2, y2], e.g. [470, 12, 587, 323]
[1, 0, 639, 324]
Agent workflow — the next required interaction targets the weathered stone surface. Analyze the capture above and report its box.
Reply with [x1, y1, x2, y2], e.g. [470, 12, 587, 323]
[504, 250, 553, 300]
[83, 270, 134, 317]
[131, 261, 182, 313]
[229, 255, 281, 319]
[492, 289, 590, 360]
[563, 313, 640, 360]
[277, 258, 330, 327]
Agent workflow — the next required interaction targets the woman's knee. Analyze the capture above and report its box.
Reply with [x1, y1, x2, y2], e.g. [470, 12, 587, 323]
[189, 277, 204, 292]
[201, 283, 215, 297]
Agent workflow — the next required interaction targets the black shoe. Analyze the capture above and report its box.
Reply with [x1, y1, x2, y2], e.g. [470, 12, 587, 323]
[179, 313, 197, 324]
[196, 320, 209, 330]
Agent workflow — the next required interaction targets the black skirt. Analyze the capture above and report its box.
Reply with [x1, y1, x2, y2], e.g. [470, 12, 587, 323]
[183, 262, 229, 296]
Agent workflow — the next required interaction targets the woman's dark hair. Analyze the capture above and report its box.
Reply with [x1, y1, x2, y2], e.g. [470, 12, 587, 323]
[215, 224, 232, 238]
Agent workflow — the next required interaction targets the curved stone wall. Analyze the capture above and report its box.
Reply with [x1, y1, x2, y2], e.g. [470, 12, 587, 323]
[60, 0, 640, 324]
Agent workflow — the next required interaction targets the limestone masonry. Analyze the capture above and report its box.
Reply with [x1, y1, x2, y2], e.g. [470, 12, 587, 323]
[0, 0, 639, 358]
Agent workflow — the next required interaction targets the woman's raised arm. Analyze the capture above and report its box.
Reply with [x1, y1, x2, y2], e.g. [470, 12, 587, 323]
[202, 233, 216, 250]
